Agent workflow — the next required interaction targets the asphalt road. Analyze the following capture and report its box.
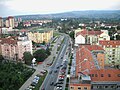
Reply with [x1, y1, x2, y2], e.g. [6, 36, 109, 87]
[40, 34, 70, 90]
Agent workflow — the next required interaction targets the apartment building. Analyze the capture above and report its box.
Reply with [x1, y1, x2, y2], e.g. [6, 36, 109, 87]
[0, 36, 32, 61]
[70, 44, 120, 90]
[0, 17, 3, 28]
[5, 16, 15, 28]
[99, 40, 120, 66]
[28, 29, 53, 43]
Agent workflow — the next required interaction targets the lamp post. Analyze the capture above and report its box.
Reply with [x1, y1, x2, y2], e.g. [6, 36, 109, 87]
[32, 58, 36, 69]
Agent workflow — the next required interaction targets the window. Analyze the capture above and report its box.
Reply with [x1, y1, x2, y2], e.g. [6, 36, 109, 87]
[108, 74, 111, 77]
[105, 86, 108, 88]
[118, 74, 120, 77]
[95, 74, 98, 77]
[84, 87, 87, 90]
[88, 74, 91, 76]
[71, 87, 74, 89]
[101, 74, 104, 77]
[78, 87, 81, 90]
[92, 74, 94, 77]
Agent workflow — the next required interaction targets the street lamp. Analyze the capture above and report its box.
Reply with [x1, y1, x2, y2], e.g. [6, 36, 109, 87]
[32, 58, 36, 68]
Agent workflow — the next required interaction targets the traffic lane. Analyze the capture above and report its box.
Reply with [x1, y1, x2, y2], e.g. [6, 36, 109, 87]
[41, 35, 68, 90]
[46, 70, 60, 90]
[54, 39, 69, 90]
[47, 41, 69, 90]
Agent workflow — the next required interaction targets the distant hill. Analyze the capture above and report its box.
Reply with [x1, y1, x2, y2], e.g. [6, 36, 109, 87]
[15, 10, 120, 20]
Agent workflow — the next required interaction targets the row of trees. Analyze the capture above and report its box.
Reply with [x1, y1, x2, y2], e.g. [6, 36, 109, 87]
[23, 48, 51, 65]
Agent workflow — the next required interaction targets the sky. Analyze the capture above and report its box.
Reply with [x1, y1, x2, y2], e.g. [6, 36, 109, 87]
[0, 0, 120, 17]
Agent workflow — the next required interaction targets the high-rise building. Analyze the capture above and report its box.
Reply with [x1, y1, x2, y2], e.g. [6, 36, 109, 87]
[5, 16, 15, 28]
[8, 16, 15, 28]
[0, 17, 3, 28]
[0, 36, 32, 61]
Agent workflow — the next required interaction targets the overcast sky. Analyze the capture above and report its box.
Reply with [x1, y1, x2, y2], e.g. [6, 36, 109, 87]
[0, 0, 120, 17]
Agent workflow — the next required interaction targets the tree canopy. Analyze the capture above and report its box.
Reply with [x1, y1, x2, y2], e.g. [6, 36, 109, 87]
[33, 49, 48, 62]
[0, 61, 34, 90]
[23, 52, 33, 65]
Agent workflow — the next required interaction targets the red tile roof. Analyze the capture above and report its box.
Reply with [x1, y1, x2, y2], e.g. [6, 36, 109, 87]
[84, 45, 104, 51]
[20, 29, 28, 32]
[99, 40, 120, 48]
[89, 69, 120, 81]
[76, 29, 102, 37]
[8, 16, 14, 19]
[0, 38, 17, 45]
[70, 84, 91, 86]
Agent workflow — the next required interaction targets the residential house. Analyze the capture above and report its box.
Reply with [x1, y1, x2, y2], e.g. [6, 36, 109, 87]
[75, 29, 110, 45]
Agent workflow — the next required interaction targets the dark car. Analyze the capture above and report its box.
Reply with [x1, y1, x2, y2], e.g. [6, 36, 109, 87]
[31, 82, 36, 86]
[57, 81, 63, 84]
[54, 83, 57, 86]
[50, 81, 54, 85]
[54, 70, 57, 73]
[58, 78, 64, 81]
[49, 70, 52, 74]
[61, 57, 63, 59]
[56, 66, 60, 69]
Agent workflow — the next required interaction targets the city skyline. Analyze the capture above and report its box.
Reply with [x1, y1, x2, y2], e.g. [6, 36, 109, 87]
[0, 0, 120, 17]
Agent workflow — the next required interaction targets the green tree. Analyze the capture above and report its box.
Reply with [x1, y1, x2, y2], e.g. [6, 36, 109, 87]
[46, 47, 51, 55]
[17, 22, 24, 29]
[33, 49, 47, 62]
[23, 52, 33, 65]
[42, 41, 46, 45]
[0, 55, 4, 63]
[69, 31, 75, 39]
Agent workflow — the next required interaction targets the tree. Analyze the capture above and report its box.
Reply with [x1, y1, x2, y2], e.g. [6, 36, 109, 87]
[0, 55, 4, 63]
[23, 52, 33, 65]
[46, 47, 51, 55]
[42, 41, 46, 45]
[69, 31, 75, 39]
[33, 49, 47, 62]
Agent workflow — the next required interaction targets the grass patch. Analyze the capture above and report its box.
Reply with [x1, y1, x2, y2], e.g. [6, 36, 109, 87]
[53, 32, 60, 37]
[50, 45, 54, 47]
[61, 38, 65, 44]
[33, 72, 48, 90]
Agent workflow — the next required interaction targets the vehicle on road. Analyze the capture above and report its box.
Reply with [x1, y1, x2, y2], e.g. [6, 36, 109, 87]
[49, 70, 52, 74]
[50, 81, 54, 85]
[54, 70, 57, 73]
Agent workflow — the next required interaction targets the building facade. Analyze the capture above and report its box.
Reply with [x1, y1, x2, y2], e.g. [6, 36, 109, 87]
[5, 16, 15, 28]
[70, 44, 120, 90]
[0, 36, 32, 61]
[99, 40, 120, 66]
[28, 29, 53, 43]
[75, 29, 110, 45]
[0, 17, 3, 28]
